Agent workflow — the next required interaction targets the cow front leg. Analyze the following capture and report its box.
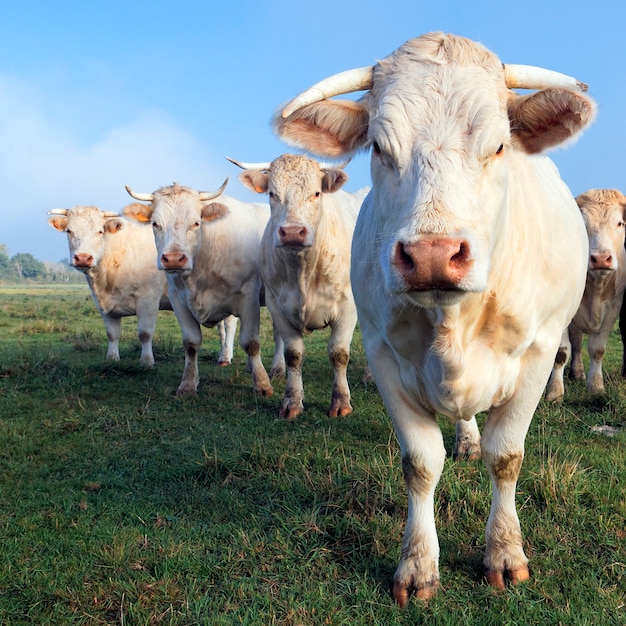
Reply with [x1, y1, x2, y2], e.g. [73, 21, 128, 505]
[177, 320, 202, 396]
[238, 307, 273, 397]
[481, 405, 534, 588]
[393, 420, 446, 605]
[327, 318, 355, 417]
[102, 314, 121, 362]
[280, 334, 305, 419]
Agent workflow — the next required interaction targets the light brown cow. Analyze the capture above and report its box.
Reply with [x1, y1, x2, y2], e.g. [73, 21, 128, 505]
[230, 154, 369, 419]
[273, 32, 595, 603]
[546, 188, 626, 400]
[124, 181, 280, 397]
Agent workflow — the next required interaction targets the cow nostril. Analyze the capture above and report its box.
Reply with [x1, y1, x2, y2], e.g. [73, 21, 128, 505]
[394, 242, 416, 272]
[450, 241, 470, 266]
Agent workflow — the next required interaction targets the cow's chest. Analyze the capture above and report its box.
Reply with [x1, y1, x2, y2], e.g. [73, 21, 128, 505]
[391, 317, 527, 421]
[273, 281, 335, 332]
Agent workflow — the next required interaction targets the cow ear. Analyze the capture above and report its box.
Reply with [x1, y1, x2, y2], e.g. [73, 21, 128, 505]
[104, 218, 124, 234]
[48, 216, 68, 231]
[322, 169, 348, 193]
[274, 99, 370, 158]
[508, 88, 596, 154]
[238, 171, 268, 194]
[201, 202, 230, 222]
[122, 202, 153, 223]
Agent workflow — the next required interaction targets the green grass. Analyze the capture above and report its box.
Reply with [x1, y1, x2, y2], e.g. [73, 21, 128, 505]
[0, 286, 624, 625]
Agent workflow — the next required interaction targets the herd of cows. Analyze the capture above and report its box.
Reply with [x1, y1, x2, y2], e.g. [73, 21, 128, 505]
[46, 32, 624, 605]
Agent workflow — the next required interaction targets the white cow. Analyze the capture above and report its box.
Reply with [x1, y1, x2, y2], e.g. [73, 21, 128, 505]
[546, 188, 626, 400]
[124, 181, 277, 397]
[273, 32, 595, 603]
[48, 205, 173, 367]
[229, 154, 368, 419]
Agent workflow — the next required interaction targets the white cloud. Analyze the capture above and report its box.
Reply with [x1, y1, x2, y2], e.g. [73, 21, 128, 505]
[0, 74, 226, 261]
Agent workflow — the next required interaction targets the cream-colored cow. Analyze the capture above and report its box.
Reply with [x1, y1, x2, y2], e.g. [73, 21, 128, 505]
[230, 154, 368, 419]
[273, 32, 595, 603]
[546, 188, 626, 400]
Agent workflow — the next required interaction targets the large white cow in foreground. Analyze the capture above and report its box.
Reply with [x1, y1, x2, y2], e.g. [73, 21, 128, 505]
[48, 205, 174, 367]
[229, 154, 368, 419]
[546, 188, 626, 400]
[274, 32, 595, 604]
[124, 181, 276, 397]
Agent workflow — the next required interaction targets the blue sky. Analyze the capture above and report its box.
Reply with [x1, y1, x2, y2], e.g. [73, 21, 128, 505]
[1, 1, 623, 261]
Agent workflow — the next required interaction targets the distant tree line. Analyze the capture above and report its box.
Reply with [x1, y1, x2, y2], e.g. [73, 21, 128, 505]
[0, 243, 83, 284]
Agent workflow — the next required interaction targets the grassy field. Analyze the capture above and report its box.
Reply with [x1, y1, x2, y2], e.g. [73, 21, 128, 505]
[0, 285, 624, 625]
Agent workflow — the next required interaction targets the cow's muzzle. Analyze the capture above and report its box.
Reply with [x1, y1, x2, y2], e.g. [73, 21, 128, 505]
[392, 237, 473, 290]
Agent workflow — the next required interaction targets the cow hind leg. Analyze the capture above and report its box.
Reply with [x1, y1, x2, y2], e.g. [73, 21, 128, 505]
[568, 325, 585, 382]
[545, 329, 571, 402]
[217, 315, 238, 366]
[102, 315, 121, 362]
[453, 416, 481, 460]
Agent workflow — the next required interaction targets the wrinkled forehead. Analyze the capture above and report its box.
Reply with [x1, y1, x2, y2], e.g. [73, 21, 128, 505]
[67, 206, 105, 229]
[153, 186, 200, 218]
[366, 36, 509, 152]
[270, 155, 323, 192]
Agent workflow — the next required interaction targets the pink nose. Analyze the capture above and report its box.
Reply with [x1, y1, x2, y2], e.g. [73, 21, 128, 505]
[278, 223, 308, 246]
[161, 252, 188, 270]
[73, 253, 94, 268]
[590, 252, 613, 270]
[392, 237, 473, 290]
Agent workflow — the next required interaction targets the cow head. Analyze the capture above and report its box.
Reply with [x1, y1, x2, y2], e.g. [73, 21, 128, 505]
[576, 189, 626, 274]
[48, 206, 122, 271]
[273, 32, 596, 308]
[228, 154, 347, 249]
[124, 180, 229, 274]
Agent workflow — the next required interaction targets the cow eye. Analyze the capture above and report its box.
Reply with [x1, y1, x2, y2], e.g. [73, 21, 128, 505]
[495, 144, 504, 156]
[152, 221, 160, 231]
[618, 220, 624, 228]
[372, 141, 382, 155]
[268, 191, 275, 199]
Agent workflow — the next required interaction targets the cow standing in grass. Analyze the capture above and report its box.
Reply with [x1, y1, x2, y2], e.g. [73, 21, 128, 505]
[273, 32, 595, 603]
[546, 188, 626, 400]
[230, 154, 368, 419]
[124, 181, 279, 397]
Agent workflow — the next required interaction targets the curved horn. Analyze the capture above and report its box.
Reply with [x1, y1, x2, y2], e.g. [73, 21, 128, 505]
[199, 178, 229, 201]
[281, 66, 374, 119]
[48, 208, 69, 215]
[503, 64, 588, 92]
[125, 185, 153, 202]
[226, 157, 271, 171]
[102, 211, 119, 218]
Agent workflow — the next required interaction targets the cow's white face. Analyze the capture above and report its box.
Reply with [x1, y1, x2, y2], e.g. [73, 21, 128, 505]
[578, 190, 626, 274]
[238, 154, 347, 250]
[48, 206, 120, 271]
[274, 33, 596, 311]
[147, 185, 229, 274]
[364, 63, 511, 308]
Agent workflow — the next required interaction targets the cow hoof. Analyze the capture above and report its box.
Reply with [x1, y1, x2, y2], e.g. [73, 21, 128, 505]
[217, 359, 231, 367]
[485, 566, 530, 589]
[279, 405, 303, 420]
[393, 580, 438, 607]
[328, 403, 353, 417]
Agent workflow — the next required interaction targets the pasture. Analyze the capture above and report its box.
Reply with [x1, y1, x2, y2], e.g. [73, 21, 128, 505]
[0, 285, 624, 625]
